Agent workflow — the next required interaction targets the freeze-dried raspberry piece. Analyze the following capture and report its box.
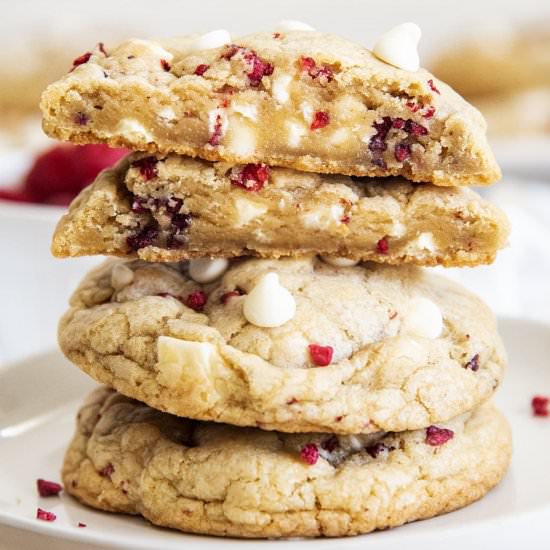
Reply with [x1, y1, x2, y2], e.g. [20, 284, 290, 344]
[160, 59, 171, 71]
[376, 237, 389, 254]
[230, 164, 270, 191]
[298, 56, 333, 84]
[127, 226, 158, 250]
[311, 111, 330, 130]
[194, 64, 209, 76]
[308, 344, 334, 366]
[99, 463, 115, 478]
[72, 52, 92, 69]
[321, 435, 339, 452]
[300, 443, 319, 465]
[36, 508, 56, 522]
[394, 142, 411, 162]
[464, 353, 480, 371]
[428, 79, 441, 94]
[37, 479, 62, 497]
[366, 442, 393, 458]
[221, 289, 244, 304]
[425, 426, 454, 446]
[185, 290, 208, 312]
[532, 396, 549, 417]
[131, 156, 158, 180]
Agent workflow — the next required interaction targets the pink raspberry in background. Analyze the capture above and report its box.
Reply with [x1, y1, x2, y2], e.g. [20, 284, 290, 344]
[0, 144, 128, 206]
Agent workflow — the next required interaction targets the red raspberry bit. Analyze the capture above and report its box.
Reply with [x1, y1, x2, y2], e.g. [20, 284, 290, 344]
[299, 56, 316, 73]
[131, 156, 158, 180]
[392, 117, 405, 129]
[245, 50, 274, 86]
[394, 142, 411, 162]
[37, 479, 62, 497]
[335, 415, 343, 422]
[127, 226, 158, 250]
[340, 214, 350, 224]
[221, 289, 244, 304]
[231, 163, 270, 192]
[404, 120, 428, 136]
[405, 101, 421, 113]
[99, 463, 115, 478]
[464, 353, 480, 372]
[208, 112, 224, 146]
[376, 237, 389, 254]
[310, 111, 330, 131]
[308, 344, 334, 366]
[428, 78, 441, 94]
[287, 397, 298, 405]
[36, 508, 56, 522]
[160, 59, 171, 71]
[194, 63, 210, 76]
[425, 426, 454, 446]
[532, 396, 549, 417]
[78, 522, 87, 528]
[321, 435, 339, 452]
[423, 105, 436, 119]
[273, 32, 282, 39]
[72, 51, 92, 68]
[185, 290, 208, 312]
[98, 42, 108, 56]
[300, 443, 319, 465]
[366, 442, 392, 458]
[73, 112, 89, 126]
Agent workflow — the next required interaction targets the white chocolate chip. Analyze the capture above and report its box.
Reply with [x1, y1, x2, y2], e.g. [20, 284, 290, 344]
[286, 121, 306, 148]
[389, 221, 407, 238]
[302, 204, 344, 229]
[231, 103, 258, 121]
[116, 119, 153, 142]
[373, 22, 421, 72]
[271, 73, 293, 104]
[190, 29, 231, 51]
[156, 337, 221, 388]
[130, 39, 173, 61]
[234, 197, 267, 226]
[111, 263, 134, 291]
[243, 272, 296, 328]
[299, 101, 314, 123]
[227, 118, 257, 157]
[189, 258, 229, 283]
[414, 232, 437, 252]
[402, 297, 443, 339]
[320, 256, 359, 267]
[158, 106, 176, 120]
[276, 20, 315, 31]
[329, 128, 351, 146]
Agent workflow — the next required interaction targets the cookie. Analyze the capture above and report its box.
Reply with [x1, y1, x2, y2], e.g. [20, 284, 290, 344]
[51, 153, 509, 267]
[430, 25, 550, 99]
[63, 387, 512, 538]
[58, 257, 506, 434]
[40, 32, 500, 186]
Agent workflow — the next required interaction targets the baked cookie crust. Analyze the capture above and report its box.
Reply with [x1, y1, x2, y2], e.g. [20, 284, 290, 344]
[59, 257, 506, 434]
[63, 387, 512, 538]
[51, 154, 509, 267]
[41, 32, 500, 186]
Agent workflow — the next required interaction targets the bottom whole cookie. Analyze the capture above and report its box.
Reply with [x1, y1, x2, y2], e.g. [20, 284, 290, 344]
[63, 388, 512, 539]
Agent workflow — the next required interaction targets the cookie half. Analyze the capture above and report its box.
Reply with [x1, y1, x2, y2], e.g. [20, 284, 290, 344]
[59, 257, 506, 434]
[41, 32, 500, 186]
[51, 154, 509, 267]
[63, 387, 512, 538]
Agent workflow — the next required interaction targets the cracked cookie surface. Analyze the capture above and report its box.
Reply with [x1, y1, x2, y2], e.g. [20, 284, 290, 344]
[51, 153, 509, 266]
[63, 387, 512, 538]
[41, 32, 500, 186]
[59, 257, 506, 434]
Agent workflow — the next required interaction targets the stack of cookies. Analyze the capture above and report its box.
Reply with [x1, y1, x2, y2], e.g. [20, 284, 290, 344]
[41, 22, 512, 538]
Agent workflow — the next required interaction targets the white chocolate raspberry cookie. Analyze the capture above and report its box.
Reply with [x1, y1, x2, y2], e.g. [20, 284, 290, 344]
[40, 32, 500, 186]
[63, 387, 512, 538]
[58, 257, 506, 434]
[51, 154, 509, 267]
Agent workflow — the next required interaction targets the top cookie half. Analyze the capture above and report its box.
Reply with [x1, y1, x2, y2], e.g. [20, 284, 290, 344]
[40, 32, 500, 186]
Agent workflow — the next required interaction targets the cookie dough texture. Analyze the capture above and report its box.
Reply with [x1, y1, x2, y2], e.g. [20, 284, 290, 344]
[41, 32, 500, 186]
[51, 154, 509, 267]
[63, 387, 512, 538]
[59, 257, 506, 434]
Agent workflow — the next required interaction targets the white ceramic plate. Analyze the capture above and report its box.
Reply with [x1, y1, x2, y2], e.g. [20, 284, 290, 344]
[1, 318, 549, 549]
